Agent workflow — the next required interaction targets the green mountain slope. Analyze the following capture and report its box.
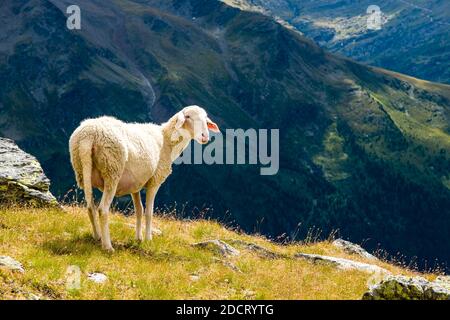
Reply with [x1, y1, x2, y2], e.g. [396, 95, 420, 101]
[0, 0, 449, 270]
[224, 0, 450, 84]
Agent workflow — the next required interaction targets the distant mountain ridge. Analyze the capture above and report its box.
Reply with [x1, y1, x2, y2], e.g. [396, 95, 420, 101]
[223, 0, 450, 84]
[0, 0, 449, 270]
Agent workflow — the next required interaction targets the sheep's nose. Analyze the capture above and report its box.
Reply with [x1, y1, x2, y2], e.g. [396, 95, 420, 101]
[201, 133, 209, 143]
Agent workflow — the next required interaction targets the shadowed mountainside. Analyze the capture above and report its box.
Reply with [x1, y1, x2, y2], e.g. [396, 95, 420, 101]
[224, 0, 450, 84]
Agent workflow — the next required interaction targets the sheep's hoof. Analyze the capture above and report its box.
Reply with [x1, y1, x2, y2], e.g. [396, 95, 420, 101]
[136, 235, 143, 242]
[102, 245, 115, 253]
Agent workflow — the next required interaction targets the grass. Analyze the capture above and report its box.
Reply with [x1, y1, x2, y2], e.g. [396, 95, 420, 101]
[313, 122, 350, 181]
[0, 205, 432, 300]
[370, 92, 450, 152]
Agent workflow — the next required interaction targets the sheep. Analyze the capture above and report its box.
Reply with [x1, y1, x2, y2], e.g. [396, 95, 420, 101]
[69, 106, 220, 251]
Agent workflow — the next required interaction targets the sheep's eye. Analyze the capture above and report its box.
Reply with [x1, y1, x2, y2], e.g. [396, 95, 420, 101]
[185, 115, 190, 119]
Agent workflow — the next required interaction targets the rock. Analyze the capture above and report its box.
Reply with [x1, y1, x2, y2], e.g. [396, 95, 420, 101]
[27, 293, 41, 300]
[433, 276, 450, 290]
[0, 138, 58, 207]
[242, 289, 256, 298]
[190, 274, 200, 282]
[221, 260, 242, 273]
[192, 240, 240, 257]
[228, 239, 288, 259]
[332, 239, 377, 260]
[424, 276, 450, 300]
[294, 252, 390, 275]
[213, 257, 242, 273]
[87, 272, 108, 283]
[363, 275, 450, 300]
[0, 255, 25, 273]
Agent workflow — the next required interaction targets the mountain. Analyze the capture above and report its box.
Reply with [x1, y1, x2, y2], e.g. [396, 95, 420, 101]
[224, 0, 450, 84]
[0, 0, 450, 270]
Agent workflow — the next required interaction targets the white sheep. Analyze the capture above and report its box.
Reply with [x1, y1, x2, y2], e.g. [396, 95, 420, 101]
[69, 106, 220, 251]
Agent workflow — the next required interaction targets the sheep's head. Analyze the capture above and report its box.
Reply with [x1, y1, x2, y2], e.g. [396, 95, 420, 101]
[173, 105, 220, 144]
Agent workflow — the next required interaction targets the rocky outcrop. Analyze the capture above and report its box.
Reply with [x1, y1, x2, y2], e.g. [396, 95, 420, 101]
[332, 239, 377, 260]
[192, 240, 240, 257]
[0, 138, 58, 207]
[363, 275, 450, 300]
[0, 256, 24, 273]
[295, 252, 390, 275]
[227, 239, 288, 259]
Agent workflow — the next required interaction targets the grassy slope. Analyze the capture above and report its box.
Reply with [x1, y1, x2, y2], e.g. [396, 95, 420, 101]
[0, 206, 432, 300]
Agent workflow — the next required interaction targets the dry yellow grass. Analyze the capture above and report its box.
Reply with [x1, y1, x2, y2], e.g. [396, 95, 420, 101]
[0, 206, 430, 300]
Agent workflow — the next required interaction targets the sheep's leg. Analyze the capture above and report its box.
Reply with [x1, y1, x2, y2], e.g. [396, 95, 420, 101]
[132, 192, 144, 241]
[79, 143, 101, 240]
[98, 181, 118, 252]
[87, 204, 101, 241]
[144, 185, 159, 241]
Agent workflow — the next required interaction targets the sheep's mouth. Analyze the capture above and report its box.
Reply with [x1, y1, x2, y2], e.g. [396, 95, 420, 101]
[197, 138, 209, 144]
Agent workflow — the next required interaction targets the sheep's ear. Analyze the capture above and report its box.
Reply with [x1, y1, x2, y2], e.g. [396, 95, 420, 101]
[206, 117, 220, 133]
[175, 112, 185, 129]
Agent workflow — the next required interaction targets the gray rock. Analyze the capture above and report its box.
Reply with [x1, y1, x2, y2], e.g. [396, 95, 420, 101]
[27, 293, 41, 300]
[227, 239, 288, 259]
[332, 239, 377, 260]
[0, 138, 58, 207]
[87, 272, 108, 283]
[213, 257, 242, 273]
[294, 252, 390, 274]
[222, 260, 242, 273]
[424, 276, 450, 300]
[0, 255, 25, 273]
[190, 274, 200, 282]
[193, 240, 240, 257]
[363, 275, 450, 300]
[433, 276, 450, 290]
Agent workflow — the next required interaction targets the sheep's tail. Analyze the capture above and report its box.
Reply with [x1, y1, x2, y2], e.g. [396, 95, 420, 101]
[79, 139, 94, 207]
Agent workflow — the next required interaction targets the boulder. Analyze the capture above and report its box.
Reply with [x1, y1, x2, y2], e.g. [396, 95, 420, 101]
[0, 138, 58, 207]
[332, 239, 377, 260]
[87, 272, 108, 283]
[192, 240, 240, 257]
[363, 275, 450, 300]
[294, 252, 390, 274]
[0, 255, 25, 273]
[227, 239, 288, 259]
[425, 276, 450, 300]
